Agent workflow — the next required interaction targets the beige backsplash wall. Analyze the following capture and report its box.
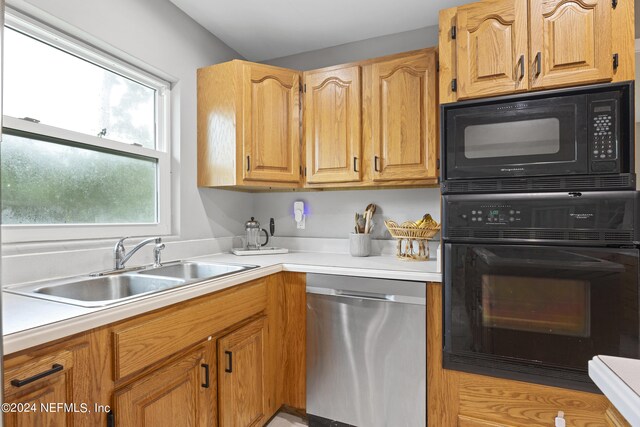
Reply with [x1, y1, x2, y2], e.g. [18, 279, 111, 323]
[251, 188, 441, 240]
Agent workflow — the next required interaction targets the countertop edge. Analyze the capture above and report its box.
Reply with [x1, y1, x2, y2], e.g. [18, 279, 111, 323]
[281, 263, 442, 282]
[4, 260, 442, 355]
[588, 357, 640, 426]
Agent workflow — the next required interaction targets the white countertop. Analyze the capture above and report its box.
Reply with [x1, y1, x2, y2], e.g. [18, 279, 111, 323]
[589, 355, 640, 426]
[3, 251, 441, 355]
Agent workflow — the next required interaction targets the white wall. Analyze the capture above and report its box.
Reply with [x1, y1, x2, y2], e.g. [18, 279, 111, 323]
[252, 188, 441, 240]
[256, 25, 442, 239]
[264, 25, 438, 70]
[11, 0, 252, 241]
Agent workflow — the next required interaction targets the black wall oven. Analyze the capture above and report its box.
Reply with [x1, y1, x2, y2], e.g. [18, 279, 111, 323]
[441, 82, 635, 194]
[442, 192, 640, 392]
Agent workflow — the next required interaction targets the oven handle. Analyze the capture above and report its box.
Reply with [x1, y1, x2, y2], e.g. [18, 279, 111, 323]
[307, 286, 425, 305]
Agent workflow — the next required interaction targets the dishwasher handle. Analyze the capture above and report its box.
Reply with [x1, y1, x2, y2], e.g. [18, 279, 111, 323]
[307, 286, 425, 305]
[336, 289, 391, 301]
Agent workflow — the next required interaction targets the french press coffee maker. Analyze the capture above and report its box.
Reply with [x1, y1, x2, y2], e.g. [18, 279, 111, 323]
[245, 217, 269, 249]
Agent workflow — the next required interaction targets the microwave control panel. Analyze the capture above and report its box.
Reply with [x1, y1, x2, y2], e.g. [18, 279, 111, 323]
[588, 92, 620, 173]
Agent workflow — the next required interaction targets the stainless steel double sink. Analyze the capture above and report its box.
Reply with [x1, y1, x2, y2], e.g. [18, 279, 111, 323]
[5, 261, 258, 307]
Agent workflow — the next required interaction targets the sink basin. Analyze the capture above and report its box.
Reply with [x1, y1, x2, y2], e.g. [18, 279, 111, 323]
[6, 274, 186, 307]
[138, 262, 256, 281]
[5, 261, 258, 308]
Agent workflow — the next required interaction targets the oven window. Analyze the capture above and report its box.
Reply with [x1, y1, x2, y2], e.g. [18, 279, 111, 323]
[482, 275, 590, 337]
[464, 118, 560, 159]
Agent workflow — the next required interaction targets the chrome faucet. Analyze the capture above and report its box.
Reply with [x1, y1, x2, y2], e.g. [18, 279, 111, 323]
[114, 237, 165, 270]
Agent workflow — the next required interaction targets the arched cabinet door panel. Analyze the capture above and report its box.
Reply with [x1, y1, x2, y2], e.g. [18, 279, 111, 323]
[529, 0, 612, 90]
[304, 65, 362, 184]
[370, 51, 438, 182]
[456, 0, 529, 99]
[242, 64, 301, 184]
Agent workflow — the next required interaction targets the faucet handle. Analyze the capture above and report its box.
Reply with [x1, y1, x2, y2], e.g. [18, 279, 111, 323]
[115, 236, 130, 248]
[114, 237, 130, 269]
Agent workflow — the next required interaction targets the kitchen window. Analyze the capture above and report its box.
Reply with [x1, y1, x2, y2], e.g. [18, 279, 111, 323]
[1, 11, 171, 243]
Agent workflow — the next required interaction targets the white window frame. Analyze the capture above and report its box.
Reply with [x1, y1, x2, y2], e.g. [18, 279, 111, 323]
[2, 10, 172, 243]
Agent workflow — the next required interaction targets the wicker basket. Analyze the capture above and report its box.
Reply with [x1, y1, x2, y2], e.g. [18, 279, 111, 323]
[384, 220, 441, 261]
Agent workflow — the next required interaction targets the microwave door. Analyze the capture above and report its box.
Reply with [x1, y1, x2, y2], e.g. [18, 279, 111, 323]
[446, 96, 588, 180]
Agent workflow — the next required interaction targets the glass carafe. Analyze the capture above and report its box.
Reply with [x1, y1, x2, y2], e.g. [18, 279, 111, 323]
[245, 217, 269, 249]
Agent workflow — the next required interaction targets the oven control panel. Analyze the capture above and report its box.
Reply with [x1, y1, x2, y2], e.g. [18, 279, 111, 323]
[443, 192, 639, 244]
[459, 205, 523, 225]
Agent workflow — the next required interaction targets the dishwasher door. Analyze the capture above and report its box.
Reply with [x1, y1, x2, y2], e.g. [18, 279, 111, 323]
[306, 274, 426, 427]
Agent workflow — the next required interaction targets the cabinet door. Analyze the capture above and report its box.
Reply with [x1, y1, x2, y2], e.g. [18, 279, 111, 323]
[370, 51, 438, 182]
[115, 344, 214, 427]
[529, 0, 612, 89]
[456, 0, 528, 98]
[304, 66, 361, 184]
[242, 64, 301, 184]
[4, 350, 75, 427]
[218, 317, 266, 427]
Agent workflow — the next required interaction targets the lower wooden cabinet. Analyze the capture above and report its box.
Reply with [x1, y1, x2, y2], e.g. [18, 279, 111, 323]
[114, 341, 215, 427]
[218, 317, 266, 427]
[3, 272, 307, 427]
[3, 348, 78, 427]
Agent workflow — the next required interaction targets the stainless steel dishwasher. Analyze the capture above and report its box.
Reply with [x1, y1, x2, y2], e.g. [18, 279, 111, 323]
[306, 274, 426, 427]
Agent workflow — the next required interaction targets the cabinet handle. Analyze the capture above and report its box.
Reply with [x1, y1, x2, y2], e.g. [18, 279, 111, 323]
[11, 363, 63, 387]
[225, 351, 233, 373]
[201, 363, 210, 388]
[246, 156, 250, 171]
[517, 55, 524, 81]
[374, 156, 380, 172]
[534, 52, 541, 78]
[353, 156, 358, 172]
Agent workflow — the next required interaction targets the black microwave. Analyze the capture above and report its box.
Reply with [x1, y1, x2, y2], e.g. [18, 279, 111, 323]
[441, 82, 635, 193]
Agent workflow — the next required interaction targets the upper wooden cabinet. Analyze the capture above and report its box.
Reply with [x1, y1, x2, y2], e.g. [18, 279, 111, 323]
[529, 0, 612, 89]
[243, 64, 301, 184]
[439, 0, 634, 103]
[199, 49, 440, 190]
[198, 60, 302, 189]
[456, 0, 528, 98]
[303, 65, 362, 184]
[303, 48, 439, 189]
[368, 50, 439, 182]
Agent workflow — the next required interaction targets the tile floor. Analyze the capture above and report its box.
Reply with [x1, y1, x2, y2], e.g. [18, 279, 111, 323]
[266, 412, 308, 426]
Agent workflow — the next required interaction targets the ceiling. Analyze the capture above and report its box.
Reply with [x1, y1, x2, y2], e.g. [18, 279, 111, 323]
[169, 0, 469, 61]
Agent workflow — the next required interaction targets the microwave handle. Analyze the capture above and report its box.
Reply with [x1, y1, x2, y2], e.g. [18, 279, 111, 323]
[534, 52, 541, 78]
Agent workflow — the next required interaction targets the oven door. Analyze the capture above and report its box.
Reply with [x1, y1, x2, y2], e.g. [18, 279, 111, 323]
[444, 95, 588, 180]
[444, 243, 639, 391]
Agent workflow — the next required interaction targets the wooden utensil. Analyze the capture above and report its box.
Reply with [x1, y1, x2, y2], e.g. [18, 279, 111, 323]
[364, 204, 377, 234]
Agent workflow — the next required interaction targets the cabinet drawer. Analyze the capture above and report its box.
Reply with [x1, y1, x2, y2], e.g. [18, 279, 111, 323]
[4, 349, 74, 397]
[113, 279, 267, 380]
